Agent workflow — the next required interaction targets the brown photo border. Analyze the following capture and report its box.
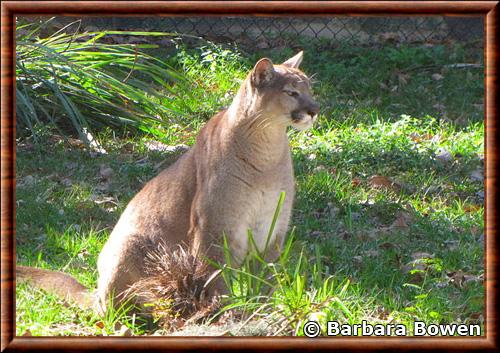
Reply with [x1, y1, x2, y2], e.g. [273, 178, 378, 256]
[1, 1, 498, 352]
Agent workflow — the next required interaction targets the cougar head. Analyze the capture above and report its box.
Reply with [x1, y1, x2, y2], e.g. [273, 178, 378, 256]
[249, 51, 320, 131]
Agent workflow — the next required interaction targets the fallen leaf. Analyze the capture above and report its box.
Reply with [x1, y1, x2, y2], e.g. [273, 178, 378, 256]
[312, 208, 325, 219]
[350, 212, 361, 221]
[91, 195, 118, 206]
[464, 273, 483, 284]
[135, 157, 149, 167]
[67, 137, 86, 149]
[411, 252, 434, 260]
[18, 142, 34, 151]
[327, 203, 339, 218]
[409, 132, 435, 143]
[99, 165, 114, 180]
[313, 165, 326, 173]
[366, 229, 380, 239]
[60, 178, 73, 187]
[256, 38, 270, 49]
[431, 73, 444, 81]
[431, 134, 443, 143]
[339, 229, 350, 240]
[443, 240, 459, 250]
[355, 231, 371, 242]
[409, 132, 423, 143]
[375, 306, 390, 320]
[407, 272, 425, 284]
[115, 325, 132, 336]
[469, 169, 484, 182]
[463, 204, 482, 213]
[95, 321, 105, 329]
[145, 142, 189, 154]
[432, 103, 446, 111]
[468, 312, 483, 323]
[95, 181, 111, 192]
[402, 256, 432, 277]
[363, 249, 380, 257]
[309, 230, 323, 238]
[379, 242, 397, 250]
[391, 217, 408, 229]
[351, 177, 361, 188]
[360, 197, 376, 206]
[398, 73, 410, 85]
[390, 212, 410, 230]
[470, 226, 482, 236]
[84, 128, 107, 154]
[398, 182, 417, 194]
[368, 175, 401, 192]
[64, 162, 79, 170]
[21, 329, 32, 336]
[447, 270, 466, 288]
[353, 256, 363, 264]
[435, 280, 449, 289]
[20, 175, 35, 186]
[424, 185, 441, 194]
[402, 260, 427, 274]
[435, 149, 453, 164]
[126, 35, 150, 44]
[78, 248, 90, 260]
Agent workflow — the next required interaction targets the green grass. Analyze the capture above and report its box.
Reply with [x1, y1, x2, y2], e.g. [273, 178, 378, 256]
[16, 36, 484, 336]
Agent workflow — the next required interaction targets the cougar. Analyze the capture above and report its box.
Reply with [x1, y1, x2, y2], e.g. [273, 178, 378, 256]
[17, 51, 319, 313]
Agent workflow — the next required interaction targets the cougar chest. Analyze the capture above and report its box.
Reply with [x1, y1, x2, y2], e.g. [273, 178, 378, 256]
[230, 175, 294, 262]
[250, 188, 283, 249]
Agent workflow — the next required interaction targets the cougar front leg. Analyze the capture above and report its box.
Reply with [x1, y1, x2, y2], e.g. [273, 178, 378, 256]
[96, 237, 146, 312]
[188, 223, 228, 297]
[188, 195, 250, 297]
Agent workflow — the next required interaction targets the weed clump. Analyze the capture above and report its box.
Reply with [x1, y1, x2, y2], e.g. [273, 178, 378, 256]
[129, 244, 220, 331]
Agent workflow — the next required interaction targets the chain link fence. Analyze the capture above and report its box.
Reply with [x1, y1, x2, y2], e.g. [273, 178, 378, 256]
[32, 16, 484, 51]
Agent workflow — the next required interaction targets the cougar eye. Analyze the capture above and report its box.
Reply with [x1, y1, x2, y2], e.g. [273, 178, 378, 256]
[284, 90, 299, 97]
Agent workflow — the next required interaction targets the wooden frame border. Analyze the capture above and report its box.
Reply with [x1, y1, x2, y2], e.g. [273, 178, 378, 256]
[1, 1, 498, 352]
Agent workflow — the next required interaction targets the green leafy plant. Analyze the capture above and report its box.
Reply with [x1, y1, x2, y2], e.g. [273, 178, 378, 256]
[16, 19, 192, 143]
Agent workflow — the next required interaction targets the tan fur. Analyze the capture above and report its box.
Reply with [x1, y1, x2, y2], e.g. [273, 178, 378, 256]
[17, 265, 92, 306]
[17, 52, 319, 313]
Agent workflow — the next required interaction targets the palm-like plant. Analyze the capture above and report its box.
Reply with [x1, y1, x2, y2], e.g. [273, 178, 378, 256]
[16, 19, 192, 143]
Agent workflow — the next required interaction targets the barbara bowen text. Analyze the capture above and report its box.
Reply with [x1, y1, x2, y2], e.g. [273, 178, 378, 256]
[323, 320, 481, 337]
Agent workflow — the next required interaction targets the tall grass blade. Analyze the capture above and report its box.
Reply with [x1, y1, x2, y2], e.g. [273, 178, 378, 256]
[264, 191, 286, 254]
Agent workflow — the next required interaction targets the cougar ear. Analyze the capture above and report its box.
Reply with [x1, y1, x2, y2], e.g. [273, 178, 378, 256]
[282, 51, 303, 68]
[251, 58, 275, 87]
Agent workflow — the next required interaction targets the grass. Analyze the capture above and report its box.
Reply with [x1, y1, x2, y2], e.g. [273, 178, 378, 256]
[16, 33, 484, 336]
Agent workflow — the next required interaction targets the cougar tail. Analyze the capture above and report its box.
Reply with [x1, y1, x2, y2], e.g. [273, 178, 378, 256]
[17, 265, 93, 309]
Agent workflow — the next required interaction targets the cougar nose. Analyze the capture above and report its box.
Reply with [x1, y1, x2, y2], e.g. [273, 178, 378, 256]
[308, 103, 320, 117]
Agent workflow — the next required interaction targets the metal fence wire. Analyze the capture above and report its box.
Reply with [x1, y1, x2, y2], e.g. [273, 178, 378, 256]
[81, 16, 483, 49]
